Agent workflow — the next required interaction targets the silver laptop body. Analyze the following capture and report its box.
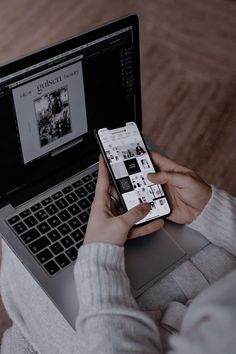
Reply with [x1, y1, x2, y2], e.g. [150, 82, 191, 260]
[0, 15, 208, 329]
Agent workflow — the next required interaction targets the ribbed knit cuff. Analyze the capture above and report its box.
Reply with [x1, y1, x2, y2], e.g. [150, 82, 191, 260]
[76, 242, 125, 271]
[188, 184, 215, 233]
[188, 185, 236, 254]
[74, 243, 137, 311]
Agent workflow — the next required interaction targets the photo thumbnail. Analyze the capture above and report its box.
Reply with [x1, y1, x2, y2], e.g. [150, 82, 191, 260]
[135, 187, 153, 203]
[151, 198, 169, 213]
[148, 184, 163, 199]
[116, 176, 134, 194]
[124, 158, 141, 175]
[34, 86, 71, 147]
[105, 141, 146, 163]
[140, 158, 151, 169]
[130, 173, 148, 189]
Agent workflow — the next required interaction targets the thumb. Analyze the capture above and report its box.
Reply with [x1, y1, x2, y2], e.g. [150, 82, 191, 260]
[119, 202, 151, 229]
[148, 171, 190, 188]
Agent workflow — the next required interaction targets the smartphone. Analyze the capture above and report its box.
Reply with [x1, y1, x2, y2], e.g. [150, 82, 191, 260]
[95, 121, 171, 225]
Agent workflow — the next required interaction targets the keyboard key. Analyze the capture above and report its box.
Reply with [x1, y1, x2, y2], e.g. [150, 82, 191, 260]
[50, 242, 64, 255]
[13, 222, 27, 234]
[20, 228, 40, 244]
[19, 209, 31, 218]
[60, 235, 74, 249]
[35, 210, 48, 222]
[75, 242, 83, 250]
[44, 260, 60, 275]
[92, 170, 98, 178]
[41, 197, 52, 206]
[84, 181, 95, 194]
[47, 215, 61, 228]
[8, 215, 20, 225]
[68, 203, 81, 216]
[30, 203, 42, 212]
[47, 230, 61, 242]
[71, 229, 84, 243]
[72, 180, 82, 188]
[87, 194, 95, 203]
[36, 249, 53, 263]
[45, 204, 59, 216]
[78, 211, 89, 224]
[66, 247, 78, 261]
[65, 192, 78, 204]
[58, 210, 71, 222]
[55, 198, 69, 210]
[24, 215, 38, 228]
[52, 191, 63, 200]
[77, 198, 90, 210]
[55, 254, 70, 268]
[75, 187, 87, 199]
[82, 175, 92, 183]
[29, 236, 50, 253]
[37, 222, 51, 234]
[62, 186, 73, 194]
[58, 223, 71, 236]
[68, 217, 81, 230]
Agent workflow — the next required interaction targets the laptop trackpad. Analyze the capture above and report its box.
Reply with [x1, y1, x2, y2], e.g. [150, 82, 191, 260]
[125, 228, 185, 291]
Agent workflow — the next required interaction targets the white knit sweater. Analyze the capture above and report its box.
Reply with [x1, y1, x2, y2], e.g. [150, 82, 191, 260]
[1, 186, 236, 353]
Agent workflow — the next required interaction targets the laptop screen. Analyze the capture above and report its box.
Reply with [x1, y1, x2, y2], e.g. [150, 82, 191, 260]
[0, 15, 142, 205]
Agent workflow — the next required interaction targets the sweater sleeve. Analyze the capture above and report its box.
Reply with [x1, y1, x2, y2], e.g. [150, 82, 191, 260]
[188, 185, 236, 256]
[1, 324, 38, 354]
[168, 269, 236, 354]
[74, 243, 162, 354]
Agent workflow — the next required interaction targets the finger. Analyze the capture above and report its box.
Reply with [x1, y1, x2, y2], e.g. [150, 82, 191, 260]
[110, 195, 120, 216]
[94, 155, 110, 200]
[150, 150, 189, 173]
[128, 219, 164, 239]
[119, 202, 151, 229]
[110, 185, 119, 203]
[148, 171, 191, 188]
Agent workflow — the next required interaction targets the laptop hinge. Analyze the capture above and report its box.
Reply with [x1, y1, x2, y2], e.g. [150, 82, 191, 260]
[8, 152, 99, 208]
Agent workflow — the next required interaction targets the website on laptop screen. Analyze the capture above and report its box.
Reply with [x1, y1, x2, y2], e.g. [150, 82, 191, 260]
[13, 61, 88, 164]
[0, 16, 141, 203]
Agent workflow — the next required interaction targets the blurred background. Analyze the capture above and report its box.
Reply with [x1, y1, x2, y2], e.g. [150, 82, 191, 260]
[0, 0, 236, 340]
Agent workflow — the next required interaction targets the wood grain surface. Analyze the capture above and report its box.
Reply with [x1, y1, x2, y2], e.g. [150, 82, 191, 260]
[0, 0, 235, 341]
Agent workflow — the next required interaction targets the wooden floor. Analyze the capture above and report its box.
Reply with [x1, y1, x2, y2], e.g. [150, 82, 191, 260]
[0, 0, 236, 341]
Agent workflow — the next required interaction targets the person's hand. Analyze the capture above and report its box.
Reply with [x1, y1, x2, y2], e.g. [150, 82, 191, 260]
[148, 151, 212, 224]
[84, 156, 164, 246]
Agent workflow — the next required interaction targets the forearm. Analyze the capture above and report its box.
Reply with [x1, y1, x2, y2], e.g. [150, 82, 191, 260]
[74, 243, 161, 354]
[188, 185, 236, 256]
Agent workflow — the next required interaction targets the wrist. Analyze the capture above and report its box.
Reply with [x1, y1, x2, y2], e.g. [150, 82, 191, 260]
[189, 184, 215, 227]
[74, 243, 136, 312]
[195, 183, 212, 220]
[75, 242, 125, 272]
[84, 232, 126, 247]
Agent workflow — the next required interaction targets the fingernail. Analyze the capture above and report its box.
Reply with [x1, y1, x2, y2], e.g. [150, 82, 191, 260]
[147, 172, 156, 179]
[140, 202, 151, 211]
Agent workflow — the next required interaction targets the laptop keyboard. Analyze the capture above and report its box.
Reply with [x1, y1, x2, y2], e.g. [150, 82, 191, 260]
[6, 169, 98, 276]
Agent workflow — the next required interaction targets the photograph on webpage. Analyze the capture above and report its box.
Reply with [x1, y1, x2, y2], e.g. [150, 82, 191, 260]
[105, 141, 146, 164]
[34, 86, 71, 147]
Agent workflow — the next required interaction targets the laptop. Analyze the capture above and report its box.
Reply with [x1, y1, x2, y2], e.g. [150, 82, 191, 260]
[0, 14, 209, 328]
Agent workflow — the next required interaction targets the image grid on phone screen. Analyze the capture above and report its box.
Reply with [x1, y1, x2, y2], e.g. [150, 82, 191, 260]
[99, 122, 170, 223]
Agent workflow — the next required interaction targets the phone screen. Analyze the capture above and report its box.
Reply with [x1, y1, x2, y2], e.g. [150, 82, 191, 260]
[97, 122, 171, 224]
